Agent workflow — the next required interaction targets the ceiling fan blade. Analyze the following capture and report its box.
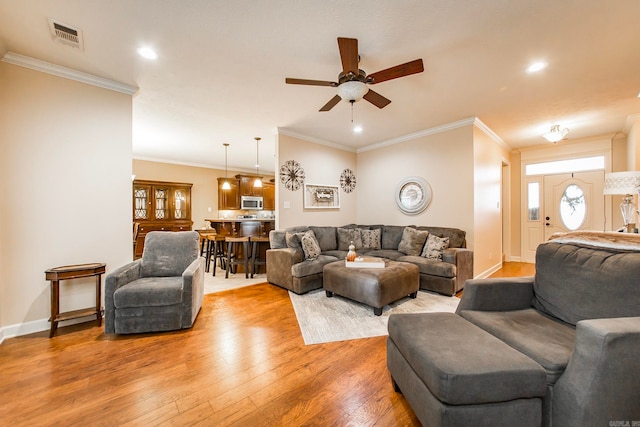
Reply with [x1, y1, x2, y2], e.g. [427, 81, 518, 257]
[337, 37, 359, 76]
[285, 78, 338, 87]
[363, 90, 391, 109]
[319, 95, 342, 112]
[367, 59, 424, 84]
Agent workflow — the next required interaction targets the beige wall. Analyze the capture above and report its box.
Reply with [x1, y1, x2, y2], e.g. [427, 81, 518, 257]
[472, 126, 511, 276]
[277, 133, 357, 228]
[357, 126, 474, 238]
[0, 62, 132, 337]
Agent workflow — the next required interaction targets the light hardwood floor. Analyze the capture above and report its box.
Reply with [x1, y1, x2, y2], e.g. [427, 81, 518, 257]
[0, 262, 534, 426]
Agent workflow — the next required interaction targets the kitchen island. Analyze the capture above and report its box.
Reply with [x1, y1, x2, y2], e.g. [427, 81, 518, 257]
[205, 218, 275, 237]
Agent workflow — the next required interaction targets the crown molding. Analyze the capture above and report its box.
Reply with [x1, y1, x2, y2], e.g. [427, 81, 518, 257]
[1, 52, 138, 95]
[132, 155, 275, 175]
[357, 117, 478, 153]
[624, 113, 640, 133]
[473, 117, 510, 150]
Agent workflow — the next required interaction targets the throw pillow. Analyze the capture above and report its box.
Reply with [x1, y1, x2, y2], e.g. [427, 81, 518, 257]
[398, 227, 429, 256]
[421, 234, 450, 260]
[360, 228, 381, 250]
[285, 231, 305, 251]
[300, 230, 322, 260]
[337, 227, 363, 250]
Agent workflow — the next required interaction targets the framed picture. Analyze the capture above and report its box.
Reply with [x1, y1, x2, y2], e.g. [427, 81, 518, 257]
[304, 184, 340, 209]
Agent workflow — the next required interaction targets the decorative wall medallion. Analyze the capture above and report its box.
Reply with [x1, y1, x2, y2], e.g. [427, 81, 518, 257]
[340, 168, 356, 193]
[395, 176, 432, 215]
[279, 160, 305, 191]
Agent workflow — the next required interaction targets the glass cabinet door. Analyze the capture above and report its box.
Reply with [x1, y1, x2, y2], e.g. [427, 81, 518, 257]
[154, 187, 169, 220]
[173, 188, 188, 219]
[133, 185, 151, 220]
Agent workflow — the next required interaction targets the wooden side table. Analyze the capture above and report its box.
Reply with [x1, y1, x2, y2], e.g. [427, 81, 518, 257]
[45, 263, 106, 337]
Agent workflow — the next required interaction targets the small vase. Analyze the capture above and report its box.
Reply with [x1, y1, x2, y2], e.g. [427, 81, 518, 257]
[346, 241, 357, 262]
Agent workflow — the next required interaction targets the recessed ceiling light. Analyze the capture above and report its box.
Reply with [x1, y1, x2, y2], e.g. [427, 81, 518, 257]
[137, 47, 158, 60]
[353, 125, 363, 133]
[526, 61, 547, 73]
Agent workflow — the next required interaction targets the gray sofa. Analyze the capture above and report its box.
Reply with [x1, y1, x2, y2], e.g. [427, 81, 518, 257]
[387, 234, 640, 426]
[266, 224, 473, 296]
[105, 231, 205, 334]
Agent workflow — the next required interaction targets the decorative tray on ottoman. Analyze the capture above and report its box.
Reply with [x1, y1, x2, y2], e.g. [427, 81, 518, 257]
[345, 257, 385, 269]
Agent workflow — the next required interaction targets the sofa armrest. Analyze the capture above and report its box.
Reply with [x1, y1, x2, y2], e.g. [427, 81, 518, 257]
[552, 317, 640, 426]
[182, 257, 205, 328]
[455, 276, 534, 314]
[443, 248, 473, 293]
[104, 259, 142, 334]
[266, 248, 303, 289]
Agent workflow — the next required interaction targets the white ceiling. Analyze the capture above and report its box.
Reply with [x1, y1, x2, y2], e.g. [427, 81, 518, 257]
[2, 0, 640, 174]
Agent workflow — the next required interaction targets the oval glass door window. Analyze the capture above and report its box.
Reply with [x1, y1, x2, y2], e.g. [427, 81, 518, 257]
[560, 184, 586, 230]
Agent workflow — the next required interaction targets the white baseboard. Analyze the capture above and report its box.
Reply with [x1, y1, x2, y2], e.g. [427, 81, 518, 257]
[0, 315, 101, 344]
[475, 261, 503, 279]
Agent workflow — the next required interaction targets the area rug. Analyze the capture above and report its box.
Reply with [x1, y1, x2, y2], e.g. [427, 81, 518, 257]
[289, 289, 460, 345]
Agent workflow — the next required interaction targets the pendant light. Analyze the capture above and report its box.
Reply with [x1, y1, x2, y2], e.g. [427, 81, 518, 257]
[253, 137, 263, 188]
[222, 143, 231, 190]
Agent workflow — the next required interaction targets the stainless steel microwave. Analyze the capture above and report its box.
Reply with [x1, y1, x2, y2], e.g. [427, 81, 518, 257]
[241, 196, 263, 210]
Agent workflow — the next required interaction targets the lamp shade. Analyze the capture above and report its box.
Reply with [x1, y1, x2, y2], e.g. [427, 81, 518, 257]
[337, 81, 369, 102]
[603, 171, 640, 195]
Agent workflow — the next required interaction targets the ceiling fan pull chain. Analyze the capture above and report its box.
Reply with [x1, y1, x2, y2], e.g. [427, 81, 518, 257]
[350, 99, 355, 123]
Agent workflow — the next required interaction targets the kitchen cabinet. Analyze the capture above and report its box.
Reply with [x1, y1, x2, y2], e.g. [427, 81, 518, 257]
[236, 174, 263, 197]
[217, 177, 240, 210]
[133, 180, 193, 258]
[262, 182, 275, 210]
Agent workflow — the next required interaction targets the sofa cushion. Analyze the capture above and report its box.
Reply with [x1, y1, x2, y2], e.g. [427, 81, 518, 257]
[363, 249, 404, 260]
[141, 231, 199, 277]
[309, 226, 337, 251]
[417, 226, 466, 248]
[398, 227, 429, 256]
[269, 230, 287, 249]
[337, 227, 363, 250]
[421, 234, 450, 260]
[533, 242, 640, 325]
[459, 308, 576, 385]
[381, 225, 406, 249]
[397, 255, 456, 278]
[388, 312, 547, 405]
[321, 249, 348, 259]
[114, 276, 183, 308]
[291, 255, 338, 277]
[285, 231, 305, 251]
[360, 228, 381, 249]
[300, 230, 321, 260]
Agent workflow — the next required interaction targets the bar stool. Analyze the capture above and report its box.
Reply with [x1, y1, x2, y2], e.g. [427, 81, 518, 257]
[205, 234, 226, 275]
[225, 236, 250, 279]
[250, 236, 270, 278]
[197, 229, 217, 257]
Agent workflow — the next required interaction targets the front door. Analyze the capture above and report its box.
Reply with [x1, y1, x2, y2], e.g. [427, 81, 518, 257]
[543, 171, 604, 240]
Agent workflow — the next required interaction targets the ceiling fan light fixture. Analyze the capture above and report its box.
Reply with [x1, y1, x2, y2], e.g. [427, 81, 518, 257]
[543, 124, 569, 143]
[337, 81, 369, 102]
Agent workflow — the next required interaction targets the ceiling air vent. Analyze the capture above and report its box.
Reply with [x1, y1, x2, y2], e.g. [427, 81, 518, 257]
[48, 18, 84, 50]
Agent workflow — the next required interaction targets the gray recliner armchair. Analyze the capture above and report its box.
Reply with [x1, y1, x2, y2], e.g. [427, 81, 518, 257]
[105, 231, 204, 334]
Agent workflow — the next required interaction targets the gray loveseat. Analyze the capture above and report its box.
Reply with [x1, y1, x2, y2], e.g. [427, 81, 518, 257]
[266, 224, 473, 296]
[387, 233, 640, 426]
[105, 231, 205, 334]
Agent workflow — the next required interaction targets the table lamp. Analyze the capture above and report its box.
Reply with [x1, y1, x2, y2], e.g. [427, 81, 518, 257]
[603, 171, 640, 232]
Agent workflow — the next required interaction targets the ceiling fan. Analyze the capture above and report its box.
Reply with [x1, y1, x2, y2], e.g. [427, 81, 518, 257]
[285, 37, 424, 112]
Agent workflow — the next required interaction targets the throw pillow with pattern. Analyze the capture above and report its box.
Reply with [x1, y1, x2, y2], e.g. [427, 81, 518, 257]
[300, 230, 322, 260]
[421, 234, 450, 260]
[360, 228, 381, 249]
[337, 227, 363, 250]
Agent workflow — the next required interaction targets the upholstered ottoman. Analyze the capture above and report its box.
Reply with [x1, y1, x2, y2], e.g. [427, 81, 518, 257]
[323, 260, 419, 315]
[387, 312, 547, 427]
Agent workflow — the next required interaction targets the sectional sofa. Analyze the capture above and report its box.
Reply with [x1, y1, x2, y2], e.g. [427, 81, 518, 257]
[266, 224, 473, 296]
[387, 231, 640, 426]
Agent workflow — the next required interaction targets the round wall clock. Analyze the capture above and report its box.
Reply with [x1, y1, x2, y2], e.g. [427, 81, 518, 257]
[340, 168, 356, 193]
[279, 160, 305, 191]
[395, 176, 432, 215]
